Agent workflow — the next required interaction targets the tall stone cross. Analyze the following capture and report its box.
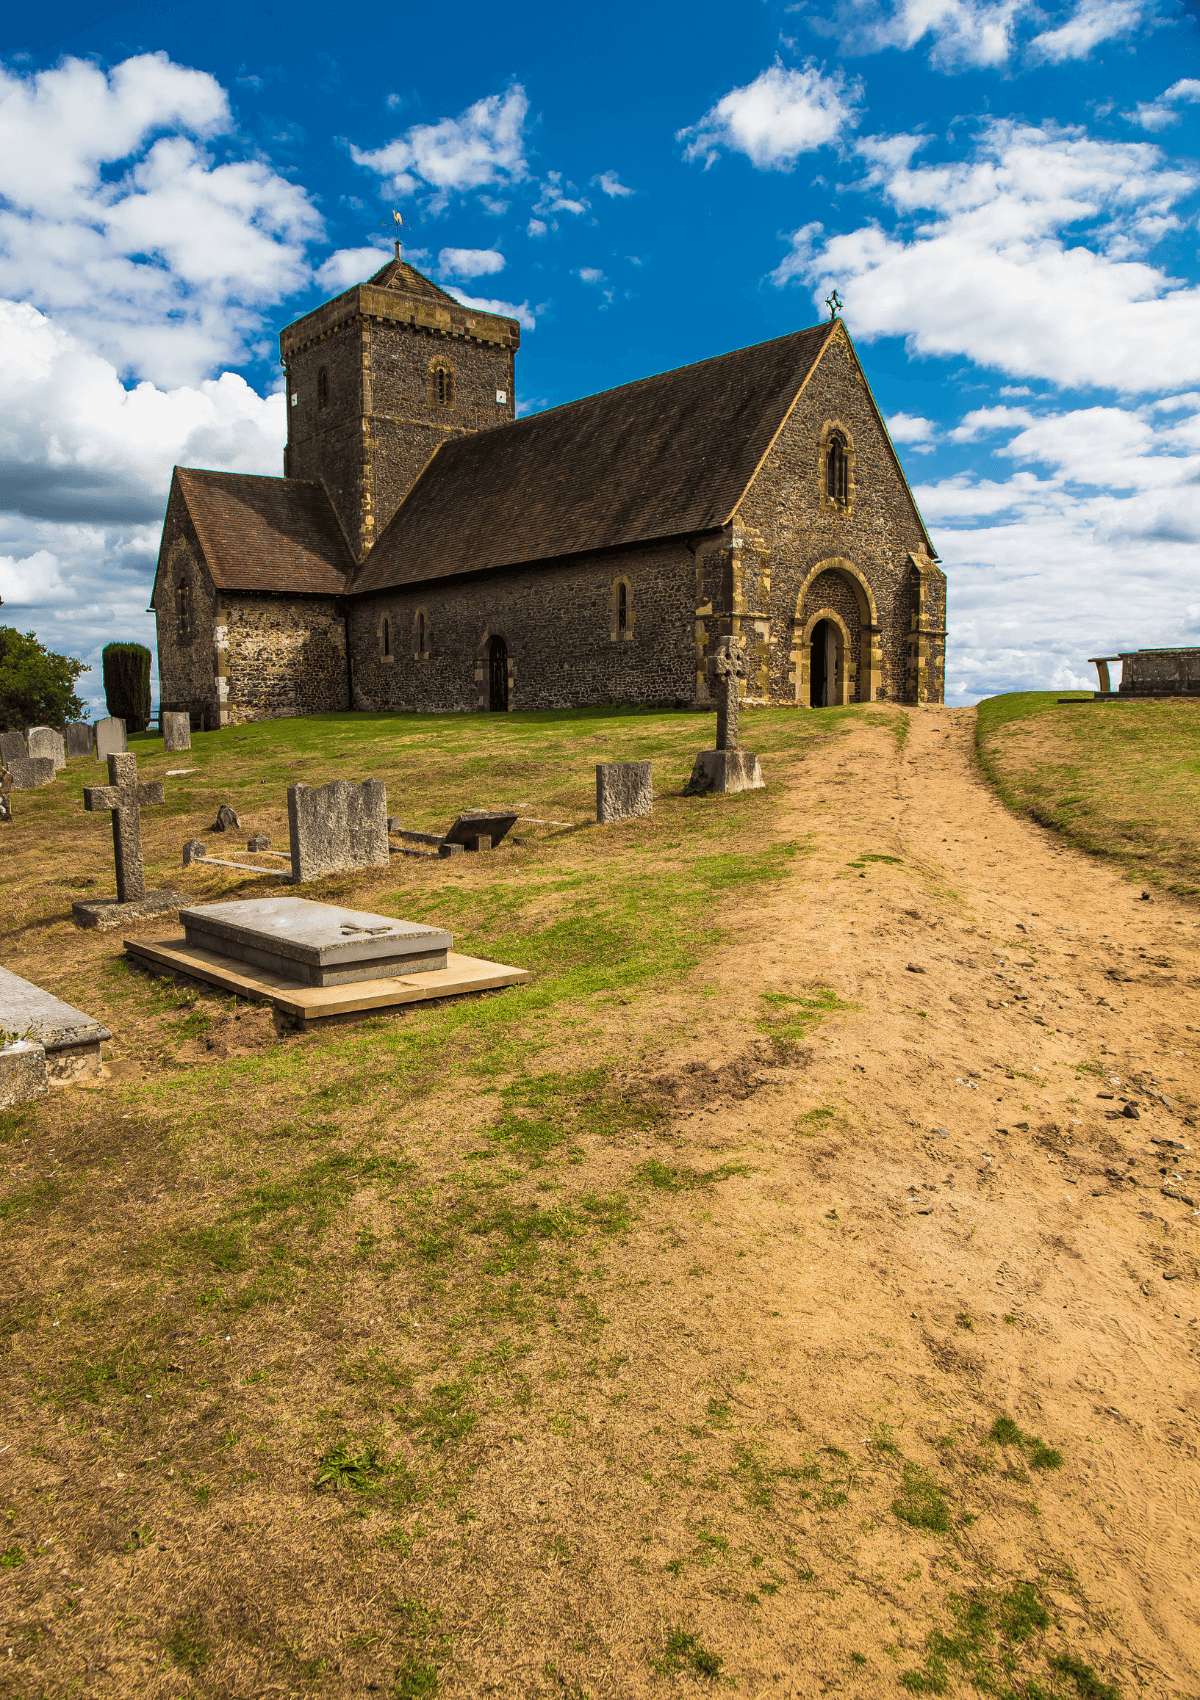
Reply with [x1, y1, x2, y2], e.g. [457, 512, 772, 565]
[710, 636, 748, 752]
[84, 753, 165, 903]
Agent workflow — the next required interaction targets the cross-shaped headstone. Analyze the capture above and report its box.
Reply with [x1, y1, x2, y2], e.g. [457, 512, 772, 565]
[83, 753, 165, 903]
[710, 636, 748, 752]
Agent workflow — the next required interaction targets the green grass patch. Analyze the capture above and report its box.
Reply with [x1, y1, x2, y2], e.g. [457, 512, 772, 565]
[758, 986, 854, 1045]
[893, 1464, 951, 1533]
[635, 1158, 752, 1192]
[975, 692, 1200, 897]
[990, 1415, 1063, 1471]
[655, 1627, 722, 1680]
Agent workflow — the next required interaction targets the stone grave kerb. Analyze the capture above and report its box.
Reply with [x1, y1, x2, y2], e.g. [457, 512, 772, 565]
[83, 753, 165, 903]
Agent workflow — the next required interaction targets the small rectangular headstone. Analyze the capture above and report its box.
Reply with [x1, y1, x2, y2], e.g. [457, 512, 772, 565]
[287, 778, 389, 883]
[0, 730, 27, 766]
[65, 722, 93, 760]
[0, 1041, 48, 1108]
[6, 756, 55, 789]
[95, 717, 127, 760]
[26, 726, 66, 771]
[162, 711, 191, 751]
[596, 760, 653, 823]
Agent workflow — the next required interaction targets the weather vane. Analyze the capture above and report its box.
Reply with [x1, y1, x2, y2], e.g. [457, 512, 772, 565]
[825, 289, 844, 322]
[383, 208, 403, 259]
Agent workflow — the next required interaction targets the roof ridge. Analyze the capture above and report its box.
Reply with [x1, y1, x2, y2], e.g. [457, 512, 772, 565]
[366, 257, 461, 305]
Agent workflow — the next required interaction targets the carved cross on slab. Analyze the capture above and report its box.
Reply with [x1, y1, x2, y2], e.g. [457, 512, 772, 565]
[710, 636, 749, 752]
[84, 754, 165, 903]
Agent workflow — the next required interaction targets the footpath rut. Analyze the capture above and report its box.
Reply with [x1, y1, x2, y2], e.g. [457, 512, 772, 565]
[685, 703, 1200, 1694]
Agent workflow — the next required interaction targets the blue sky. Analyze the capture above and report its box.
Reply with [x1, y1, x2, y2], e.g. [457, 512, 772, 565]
[1, 0, 1198, 712]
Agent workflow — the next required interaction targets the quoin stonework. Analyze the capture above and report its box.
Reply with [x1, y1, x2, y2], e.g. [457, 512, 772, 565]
[152, 257, 946, 724]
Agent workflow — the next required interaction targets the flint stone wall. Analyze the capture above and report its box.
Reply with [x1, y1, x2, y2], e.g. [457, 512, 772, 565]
[288, 778, 390, 882]
[218, 595, 349, 726]
[349, 541, 696, 714]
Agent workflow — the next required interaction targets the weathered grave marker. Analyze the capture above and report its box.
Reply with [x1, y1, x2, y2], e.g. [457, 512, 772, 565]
[288, 778, 389, 882]
[26, 727, 66, 770]
[0, 731, 27, 766]
[74, 753, 188, 929]
[212, 804, 240, 832]
[686, 636, 765, 795]
[162, 711, 191, 751]
[7, 756, 55, 789]
[0, 965, 112, 1083]
[95, 717, 127, 760]
[596, 761, 652, 823]
[65, 722, 93, 759]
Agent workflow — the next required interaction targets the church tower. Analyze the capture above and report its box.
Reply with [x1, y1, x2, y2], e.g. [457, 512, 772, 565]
[279, 257, 521, 561]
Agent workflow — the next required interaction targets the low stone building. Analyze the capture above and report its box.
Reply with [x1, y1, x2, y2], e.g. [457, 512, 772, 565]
[152, 256, 945, 724]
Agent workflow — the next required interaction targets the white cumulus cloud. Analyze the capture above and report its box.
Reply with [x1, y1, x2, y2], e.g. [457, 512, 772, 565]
[1129, 78, 1200, 132]
[0, 53, 322, 387]
[442, 288, 538, 333]
[811, 0, 1029, 70]
[887, 411, 938, 448]
[593, 170, 634, 198]
[1029, 0, 1146, 62]
[0, 549, 72, 606]
[314, 246, 391, 293]
[678, 60, 863, 170]
[771, 120, 1200, 391]
[436, 247, 506, 280]
[350, 84, 531, 212]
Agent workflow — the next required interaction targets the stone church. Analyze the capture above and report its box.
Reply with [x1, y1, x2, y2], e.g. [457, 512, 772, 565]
[152, 256, 946, 724]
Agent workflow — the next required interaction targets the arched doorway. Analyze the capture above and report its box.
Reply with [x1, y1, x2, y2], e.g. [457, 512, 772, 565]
[488, 635, 508, 712]
[810, 618, 838, 707]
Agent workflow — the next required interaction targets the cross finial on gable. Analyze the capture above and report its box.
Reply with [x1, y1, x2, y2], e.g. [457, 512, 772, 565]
[825, 289, 844, 322]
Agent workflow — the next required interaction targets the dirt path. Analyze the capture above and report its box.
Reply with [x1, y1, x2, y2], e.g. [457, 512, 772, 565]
[664, 704, 1200, 1694]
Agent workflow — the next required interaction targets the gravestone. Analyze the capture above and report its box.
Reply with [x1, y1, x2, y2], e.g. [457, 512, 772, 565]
[65, 722, 93, 759]
[74, 753, 188, 929]
[0, 964, 112, 1083]
[26, 726, 66, 771]
[212, 804, 240, 832]
[7, 756, 55, 789]
[183, 839, 207, 866]
[180, 896, 452, 986]
[162, 711, 191, 752]
[0, 730, 27, 765]
[0, 1041, 47, 1109]
[95, 717, 127, 760]
[248, 833, 270, 852]
[686, 636, 766, 796]
[596, 761, 653, 824]
[288, 778, 389, 882]
[0, 769, 11, 823]
[441, 809, 518, 852]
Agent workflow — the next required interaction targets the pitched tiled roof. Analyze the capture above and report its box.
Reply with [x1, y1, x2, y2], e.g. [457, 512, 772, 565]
[352, 323, 836, 594]
[173, 469, 354, 596]
[366, 257, 463, 305]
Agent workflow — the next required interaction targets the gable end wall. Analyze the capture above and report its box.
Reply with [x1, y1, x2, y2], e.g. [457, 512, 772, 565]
[738, 330, 945, 704]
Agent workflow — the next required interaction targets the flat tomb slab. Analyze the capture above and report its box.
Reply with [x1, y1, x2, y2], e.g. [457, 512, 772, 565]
[179, 896, 453, 986]
[124, 937, 530, 1022]
[0, 965, 111, 1082]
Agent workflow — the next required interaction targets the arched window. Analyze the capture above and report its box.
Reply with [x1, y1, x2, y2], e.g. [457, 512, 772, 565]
[827, 431, 849, 506]
[381, 616, 391, 658]
[176, 579, 190, 642]
[417, 612, 425, 652]
[430, 363, 455, 406]
[617, 582, 628, 637]
[317, 366, 329, 409]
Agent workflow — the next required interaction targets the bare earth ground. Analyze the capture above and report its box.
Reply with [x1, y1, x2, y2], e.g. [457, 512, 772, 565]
[1, 705, 1197, 1700]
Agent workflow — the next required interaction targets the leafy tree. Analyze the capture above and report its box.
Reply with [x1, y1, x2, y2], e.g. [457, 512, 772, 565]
[0, 626, 88, 732]
[102, 642, 152, 733]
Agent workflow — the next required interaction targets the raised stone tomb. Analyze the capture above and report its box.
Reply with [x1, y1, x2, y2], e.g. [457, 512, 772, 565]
[0, 965, 111, 1083]
[180, 896, 452, 986]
